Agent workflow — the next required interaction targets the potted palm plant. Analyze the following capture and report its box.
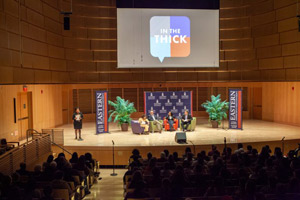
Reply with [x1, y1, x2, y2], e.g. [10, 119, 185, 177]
[201, 94, 229, 128]
[108, 96, 136, 131]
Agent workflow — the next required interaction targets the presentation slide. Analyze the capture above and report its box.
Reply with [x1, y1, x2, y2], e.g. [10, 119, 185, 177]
[117, 9, 219, 68]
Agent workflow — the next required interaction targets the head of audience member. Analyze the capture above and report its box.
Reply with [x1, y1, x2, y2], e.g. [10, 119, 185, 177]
[34, 164, 42, 174]
[70, 152, 79, 163]
[168, 155, 176, 169]
[50, 161, 57, 171]
[222, 147, 232, 159]
[187, 152, 194, 162]
[19, 162, 27, 171]
[237, 143, 243, 150]
[185, 147, 191, 155]
[132, 149, 140, 157]
[173, 152, 179, 161]
[147, 152, 152, 161]
[252, 149, 258, 157]
[57, 153, 65, 159]
[46, 155, 54, 164]
[148, 157, 157, 168]
[212, 145, 217, 151]
[164, 149, 170, 158]
[78, 155, 86, 166]
[247, 145, 252, 153]
[85, 152, 92, 161]
[274, 147, 282, 158]
[266, 145, 271, 153]
[160, 152, 166, 160]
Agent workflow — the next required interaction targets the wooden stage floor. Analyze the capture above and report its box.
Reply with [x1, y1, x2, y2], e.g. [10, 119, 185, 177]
[59, 120, 300, 147]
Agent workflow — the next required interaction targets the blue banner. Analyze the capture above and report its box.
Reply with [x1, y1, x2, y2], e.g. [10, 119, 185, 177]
[144, 91, 193, 119]
[229, 89, 243, 130]
[95, 91, 109, 134]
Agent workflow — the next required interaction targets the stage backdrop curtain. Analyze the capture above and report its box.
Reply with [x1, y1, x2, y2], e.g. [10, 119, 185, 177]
[144, 91, 193, 119]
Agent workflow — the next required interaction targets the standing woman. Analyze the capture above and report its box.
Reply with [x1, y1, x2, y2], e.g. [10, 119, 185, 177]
[73, 107, 84, 140]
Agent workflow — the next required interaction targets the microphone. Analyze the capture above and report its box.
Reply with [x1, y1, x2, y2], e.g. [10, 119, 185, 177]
[282, 137, 285, 141]
[224, 137, 226, 143]
[112, 140, 114, 145]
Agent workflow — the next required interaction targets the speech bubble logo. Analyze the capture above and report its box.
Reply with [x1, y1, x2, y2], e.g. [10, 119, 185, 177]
[150, 16, 190, 63]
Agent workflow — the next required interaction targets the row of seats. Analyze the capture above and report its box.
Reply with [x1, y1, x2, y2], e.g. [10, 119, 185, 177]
[0, 152, 100, 200]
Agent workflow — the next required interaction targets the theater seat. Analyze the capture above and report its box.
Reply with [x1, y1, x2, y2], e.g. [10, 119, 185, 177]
[163, 118, 178, 131]
[52, 189, 75, 200]
[180, 117, 197, 131]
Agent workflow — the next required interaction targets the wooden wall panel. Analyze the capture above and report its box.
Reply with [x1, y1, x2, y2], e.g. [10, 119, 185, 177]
[0, 85, 63, 142]
[262, 82, 300, 126]
[0, 0, 300, 83]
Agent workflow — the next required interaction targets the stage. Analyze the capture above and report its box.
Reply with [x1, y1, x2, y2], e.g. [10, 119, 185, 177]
[54, 119, 300, 165]
[60, 119, 300, 147]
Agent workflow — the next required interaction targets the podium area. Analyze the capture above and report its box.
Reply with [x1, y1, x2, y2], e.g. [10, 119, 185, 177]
[58, 119, 300, 165]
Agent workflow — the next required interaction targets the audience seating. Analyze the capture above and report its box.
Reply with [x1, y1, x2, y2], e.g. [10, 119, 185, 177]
[0, 150, 99, 200]
[52, 189, 75, 200]
[124, 144, 300, 200]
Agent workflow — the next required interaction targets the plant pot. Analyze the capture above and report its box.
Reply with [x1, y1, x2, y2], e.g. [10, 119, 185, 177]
[211, 120, 219, 128]
[121, 123, 129, 131]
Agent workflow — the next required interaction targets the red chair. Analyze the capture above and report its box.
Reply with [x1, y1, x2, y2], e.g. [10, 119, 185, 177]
[163, 117, 178, 131]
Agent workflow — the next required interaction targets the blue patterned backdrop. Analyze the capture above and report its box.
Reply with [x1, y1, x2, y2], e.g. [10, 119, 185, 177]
[144, 91, 193, 119]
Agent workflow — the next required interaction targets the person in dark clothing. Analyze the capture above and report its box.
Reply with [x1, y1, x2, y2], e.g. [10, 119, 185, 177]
[72, 107, 84, 140]
[125, 180, 149, 200]
[148, 167, 162, 188]
[16, 162, 30, 176]
[181, 110, 192, 131]
[165, 112, 176, 131]
[69, 152, 79, 164]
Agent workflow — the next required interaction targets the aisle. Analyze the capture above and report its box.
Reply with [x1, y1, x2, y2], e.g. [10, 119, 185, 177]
[84, 169, 126, 200]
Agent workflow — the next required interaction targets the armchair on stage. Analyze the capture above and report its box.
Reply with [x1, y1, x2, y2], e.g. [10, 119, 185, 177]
[131, 120, 144, 135]
[163, 118, 179, 131]
[149, 120, 163, 132]
[180, 117, 197, 131]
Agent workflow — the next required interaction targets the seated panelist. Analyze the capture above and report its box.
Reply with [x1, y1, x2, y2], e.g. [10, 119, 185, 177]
[181, 110, 192, 132]
[148, 110, 163, 133]
[138, 114, 149, 134]
[166, 112, 176, 131]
